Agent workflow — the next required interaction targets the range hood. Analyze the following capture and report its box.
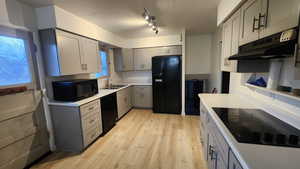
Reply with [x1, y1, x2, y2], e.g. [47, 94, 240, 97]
[229, 28, 298, 60]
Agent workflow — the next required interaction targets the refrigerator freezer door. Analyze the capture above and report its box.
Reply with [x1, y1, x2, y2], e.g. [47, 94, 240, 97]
[152, 55, 181, 114]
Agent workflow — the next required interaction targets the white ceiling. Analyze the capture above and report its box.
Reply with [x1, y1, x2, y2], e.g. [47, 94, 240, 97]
[20, 0, 220, 38]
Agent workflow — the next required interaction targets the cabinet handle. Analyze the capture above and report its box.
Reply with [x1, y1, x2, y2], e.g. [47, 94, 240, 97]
[252, 16, 260, 32]
[89, 119, 95, 124]
[209, 145, 217, 160]
[259, 13, 267, 29]
[90, 133, 96, 139]
[294, 44, 299, 67]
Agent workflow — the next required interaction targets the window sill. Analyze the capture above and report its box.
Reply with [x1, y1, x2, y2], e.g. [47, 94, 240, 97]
[0, 86, 28, 96]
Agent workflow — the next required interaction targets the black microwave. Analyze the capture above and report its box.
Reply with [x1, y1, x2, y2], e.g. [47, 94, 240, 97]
[52, 79, 98, 101]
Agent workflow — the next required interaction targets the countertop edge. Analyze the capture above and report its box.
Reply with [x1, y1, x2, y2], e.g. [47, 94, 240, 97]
[48, 84, 135, 107]
[199, 94, 251, 169]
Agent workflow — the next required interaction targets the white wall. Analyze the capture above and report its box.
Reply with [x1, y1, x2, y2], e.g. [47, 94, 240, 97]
[0, 0, 55, 150]
[36, 6, 126, 47]
[229, 63, 300, 116]
[185, 33, 212, 75]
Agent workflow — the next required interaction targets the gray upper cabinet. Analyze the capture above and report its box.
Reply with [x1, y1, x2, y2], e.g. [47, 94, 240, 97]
[260, 0, 300, 38]
[133, 48, 154, 71]
[81, 38, 101, 73]
[221, 19, 233, 72]
[40, 29, 100, 76]
[221, 9, 241, 72]
[133, 46, 182, 71]
[239, 0, 300, 45]
[56, 30, 83, 75]
[114, 48, 134, 72]
[239, 0, 261, 45]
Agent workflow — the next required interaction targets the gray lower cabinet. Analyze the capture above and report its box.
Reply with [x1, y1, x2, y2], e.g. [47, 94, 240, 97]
[228, 150, 243, 169]
[117, 87, 132, 119]
[50, 99, 102, 152]
[132, 85, 153, 108]
[200, 101, 243, 169]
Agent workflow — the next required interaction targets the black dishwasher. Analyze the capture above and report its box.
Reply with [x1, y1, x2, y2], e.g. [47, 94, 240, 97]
[100, 93, 118, 135]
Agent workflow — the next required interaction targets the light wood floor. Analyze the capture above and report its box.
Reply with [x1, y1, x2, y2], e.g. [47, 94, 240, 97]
[31, 109, 207, 169]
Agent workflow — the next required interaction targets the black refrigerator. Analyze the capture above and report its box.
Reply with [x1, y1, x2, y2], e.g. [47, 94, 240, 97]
[152, 55, 182, 114]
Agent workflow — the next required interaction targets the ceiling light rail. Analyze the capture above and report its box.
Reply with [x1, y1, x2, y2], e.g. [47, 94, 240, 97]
[143, 8, 159, 34]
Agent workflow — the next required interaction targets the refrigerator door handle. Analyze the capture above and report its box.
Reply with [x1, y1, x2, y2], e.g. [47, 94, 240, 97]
[155, 79, 163, 82]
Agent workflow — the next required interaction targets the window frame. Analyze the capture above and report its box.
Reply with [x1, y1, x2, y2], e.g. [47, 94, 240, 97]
[97, 47, 110, 79]
[0, 25, 36, 90]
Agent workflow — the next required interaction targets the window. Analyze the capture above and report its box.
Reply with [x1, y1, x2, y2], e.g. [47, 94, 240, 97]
[0, 34, 32, 88]
[95, 50, 110, 78]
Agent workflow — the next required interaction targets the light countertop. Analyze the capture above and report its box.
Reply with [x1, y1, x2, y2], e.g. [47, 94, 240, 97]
[48, 84, 122, 106]
[48, 83, 153, 107]
[199, 94, 300, 169]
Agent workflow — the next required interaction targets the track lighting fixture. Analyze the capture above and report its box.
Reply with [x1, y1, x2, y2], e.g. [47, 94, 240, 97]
[143, 8, 159, 34]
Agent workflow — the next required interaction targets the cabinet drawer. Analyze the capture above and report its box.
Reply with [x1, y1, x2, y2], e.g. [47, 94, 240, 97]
[80, 100, 100, 117]
[81, 112, 100, 132]
[83, 125, 100, 147]
[229, 150, 243, 169]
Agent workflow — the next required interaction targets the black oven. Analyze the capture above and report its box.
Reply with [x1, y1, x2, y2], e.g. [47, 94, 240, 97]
[52, 79, 98, 101]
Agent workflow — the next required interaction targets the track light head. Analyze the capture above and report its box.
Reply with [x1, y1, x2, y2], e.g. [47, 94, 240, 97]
[143, 8, 159, 35]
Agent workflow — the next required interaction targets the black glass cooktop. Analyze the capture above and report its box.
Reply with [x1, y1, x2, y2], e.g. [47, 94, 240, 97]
[213, 108, 300, 148]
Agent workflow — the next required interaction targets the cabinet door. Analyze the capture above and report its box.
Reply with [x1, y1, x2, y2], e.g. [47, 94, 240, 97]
[133, 48, 153, 70]
[81, 38, 101, 73]
[125, 87, 133, 112]
[260, 0, 300, 38]
[122, 48, 134, 71]
[117, 89, 127, 119]
[231, 10, 241, 56]
[133, 86, 153, 108]
[221, 20, 233, 72]
[240, 0, 261, 45]
[207, 134, 217, 169]
[56, 30, 83, 75]
[228, 9, 241, 72]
